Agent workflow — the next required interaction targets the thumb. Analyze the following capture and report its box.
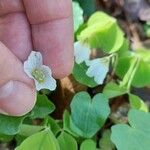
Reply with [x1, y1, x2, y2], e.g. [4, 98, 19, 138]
[0, 42, 36, 116]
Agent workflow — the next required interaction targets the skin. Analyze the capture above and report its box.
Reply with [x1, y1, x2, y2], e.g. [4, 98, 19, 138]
[0, 0, 74, 116]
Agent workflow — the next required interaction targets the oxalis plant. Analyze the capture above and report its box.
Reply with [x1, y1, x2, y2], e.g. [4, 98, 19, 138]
[1, 2, 150, 150]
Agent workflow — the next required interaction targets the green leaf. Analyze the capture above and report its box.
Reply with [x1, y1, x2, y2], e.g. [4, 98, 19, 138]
[103, 82, 127, 98]
[74, 0, 96, 16]
[116, 49, 150, 87]
[70, 92, 110, 138]
[63, 110, 71, 132]
[0, 115, 25, 135]
[0, 133, 14, 142]
[129, 94, 148, 112]
[45, 117, 61, 136]
[63, 110, 78, 137]
[57, 132, 78, 150]
[99, 130, 115, 150]
[78, 12, 124, 53]
[15, 135, 26, 146]
[144, 22, 150, 37]
[111, 109, 150, 150]
[87, 11, 115, 26]
[132, 60, 150, 87]
[116, 55, 132, 78]
[16, 129, 60, 150]
[30, 94, 55, 119]
[18, 124, 45, 137]
[119, 56, 140, 90]
[72, 62, 97, 87]
[117, 39, 129, 56]
[80, 139, 96, 150]
[73, 1, 84, 32]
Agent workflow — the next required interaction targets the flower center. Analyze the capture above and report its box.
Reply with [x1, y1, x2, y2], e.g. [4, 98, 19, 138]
[32, 69, 45, 83]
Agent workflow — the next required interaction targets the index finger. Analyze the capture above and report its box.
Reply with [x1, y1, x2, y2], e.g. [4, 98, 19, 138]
[23, 0, 74, 78]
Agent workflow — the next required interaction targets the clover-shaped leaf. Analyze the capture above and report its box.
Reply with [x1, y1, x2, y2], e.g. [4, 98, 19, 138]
[111, 109, 150, 150]
[78, 12, 124, 53]
[70, 92, 110, 138]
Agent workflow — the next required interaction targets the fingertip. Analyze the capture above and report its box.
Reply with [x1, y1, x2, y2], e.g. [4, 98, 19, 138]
[32, 17, 74, 79]
[0, 81, 36, 116]
[52, 57, 74, 79]
[23, 0, 72, 24]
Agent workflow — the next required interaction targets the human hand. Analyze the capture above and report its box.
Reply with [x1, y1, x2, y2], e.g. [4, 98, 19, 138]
[0, 0, 73, 116]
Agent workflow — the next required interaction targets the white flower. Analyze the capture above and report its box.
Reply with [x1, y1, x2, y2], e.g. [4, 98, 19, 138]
[24, 51, 56, 91]
[74, 41, 91, 64]
[86, 57, 110, 85]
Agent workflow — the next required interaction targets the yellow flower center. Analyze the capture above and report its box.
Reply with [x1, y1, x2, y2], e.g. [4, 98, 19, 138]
[32, 69, 45, 83]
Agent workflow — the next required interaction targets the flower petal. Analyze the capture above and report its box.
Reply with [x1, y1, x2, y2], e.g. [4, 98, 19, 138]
[86, 58, 110, 84]
[41, 65, 52, 76]
[74, 41, 91, 64]
[24, 61, 35, 79]
[24, 51, 57, 91]
[41, 65, 56, 91]
[28, 51, 43, 67]
[34, 80, 44, 91]
[42, 77, 57, 91]
[34, 65, 56, 91]
[24, 51, 43, 79]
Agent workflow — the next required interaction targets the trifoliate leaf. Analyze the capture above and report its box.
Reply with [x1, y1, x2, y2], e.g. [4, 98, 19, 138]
[70, 92, 110, 138]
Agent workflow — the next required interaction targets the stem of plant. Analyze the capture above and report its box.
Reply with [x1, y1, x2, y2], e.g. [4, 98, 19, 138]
[119, 57, 140, 92]
[127, 58, 140, 90]
[110, 53, 118, 76]
[106, 53, 118, 82]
